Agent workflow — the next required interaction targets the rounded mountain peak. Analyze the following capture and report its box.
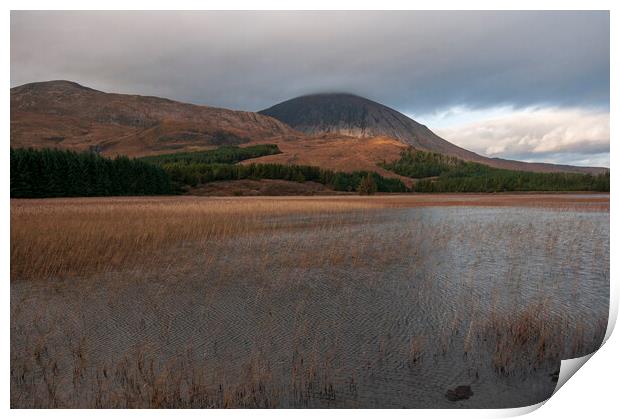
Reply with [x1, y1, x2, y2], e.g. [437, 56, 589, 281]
[259, 93, 424, 140]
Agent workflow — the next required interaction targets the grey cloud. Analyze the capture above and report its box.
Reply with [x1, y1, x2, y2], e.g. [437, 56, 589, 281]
[435, 107, 610, 167]
[10, 11, 609, 114]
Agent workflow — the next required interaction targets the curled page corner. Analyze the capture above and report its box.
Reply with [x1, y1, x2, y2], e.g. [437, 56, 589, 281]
[496, 352, 599, 417]
[547, 301, 619, 397]
[552, 353, 595, 396]
[603, 300, 618, 344]
[493, 401, 546, 417]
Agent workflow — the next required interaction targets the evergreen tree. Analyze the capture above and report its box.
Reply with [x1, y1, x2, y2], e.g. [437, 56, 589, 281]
[10, 148, 173, 198]
[357, 173, 378, 195]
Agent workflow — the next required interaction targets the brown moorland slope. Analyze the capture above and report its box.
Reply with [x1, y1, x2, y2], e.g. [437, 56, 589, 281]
[11, 81, 409, 178]
[10, 80, 301, 157]
[242, 134, 411, 181]
[11, 81, 607, 176]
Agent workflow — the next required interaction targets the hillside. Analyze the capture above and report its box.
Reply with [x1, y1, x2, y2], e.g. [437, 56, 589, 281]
[260, 93, 607, 175]
[10, 81, 607, 177]
[10, 81, 300, 157]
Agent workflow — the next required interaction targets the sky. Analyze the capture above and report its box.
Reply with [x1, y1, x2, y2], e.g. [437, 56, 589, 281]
[11, 11, 610, 167]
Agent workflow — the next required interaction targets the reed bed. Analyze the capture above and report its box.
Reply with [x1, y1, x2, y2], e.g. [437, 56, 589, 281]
[10, 194, 609, 408]
[11, 196, 382, 281]
[11, 194, 607, 281]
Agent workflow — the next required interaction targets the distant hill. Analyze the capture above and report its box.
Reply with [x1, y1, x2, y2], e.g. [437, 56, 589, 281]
[10, 81, 607, 176]
[260, 93, 607, 174]
[10, 80, 299, 157]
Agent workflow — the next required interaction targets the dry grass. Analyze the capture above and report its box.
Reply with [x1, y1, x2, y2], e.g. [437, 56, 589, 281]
[481, 303, 608, 377]
[10, 196, 379, 281]
[10, 194, 609, 408]
[242, 135, 411, 182]
[11, 194, 608, 281]
[12, 342, 353, 408]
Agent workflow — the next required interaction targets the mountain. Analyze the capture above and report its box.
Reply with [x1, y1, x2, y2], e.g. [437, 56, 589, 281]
[8, 81, 412, 180]
[11, 81, 606, 177]
[260, 93, 606, 174]
[260, 93, 449, 146]
[11, 80, 300, 157]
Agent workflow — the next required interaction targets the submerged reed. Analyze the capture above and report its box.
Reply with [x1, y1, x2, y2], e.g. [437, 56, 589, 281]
[10, 194, 609, 408]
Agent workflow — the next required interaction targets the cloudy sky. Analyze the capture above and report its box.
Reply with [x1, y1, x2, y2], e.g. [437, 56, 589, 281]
[11, 11, 610, 167]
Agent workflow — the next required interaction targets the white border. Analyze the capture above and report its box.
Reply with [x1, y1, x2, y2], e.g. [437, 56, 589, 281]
[4, 2, 617, 418]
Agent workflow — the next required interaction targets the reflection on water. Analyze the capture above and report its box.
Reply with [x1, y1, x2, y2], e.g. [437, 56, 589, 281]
[11, 206, 609, 408]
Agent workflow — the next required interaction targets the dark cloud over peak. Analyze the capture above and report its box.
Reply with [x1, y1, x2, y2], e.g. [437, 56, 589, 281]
[11, 11, 609, 114]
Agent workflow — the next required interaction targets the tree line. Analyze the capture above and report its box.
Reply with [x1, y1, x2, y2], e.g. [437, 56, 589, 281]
[143, 144, 407, 193]
[11, 148, 173, 198]
[139, 144, 281, 166]
[14, 145, 603, 198]
[414, 170, 610, 193]
[10, 146, 407, 197]
[160, 161, 407, 193]
[383, 148, 610, 192]
[380, 149, 462, 178]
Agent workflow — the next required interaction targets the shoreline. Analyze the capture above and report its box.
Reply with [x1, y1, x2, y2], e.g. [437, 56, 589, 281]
[10, 192, 610, 212]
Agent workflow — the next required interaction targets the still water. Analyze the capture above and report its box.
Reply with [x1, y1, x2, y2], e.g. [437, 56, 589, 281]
[11, 205, 609, 408]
